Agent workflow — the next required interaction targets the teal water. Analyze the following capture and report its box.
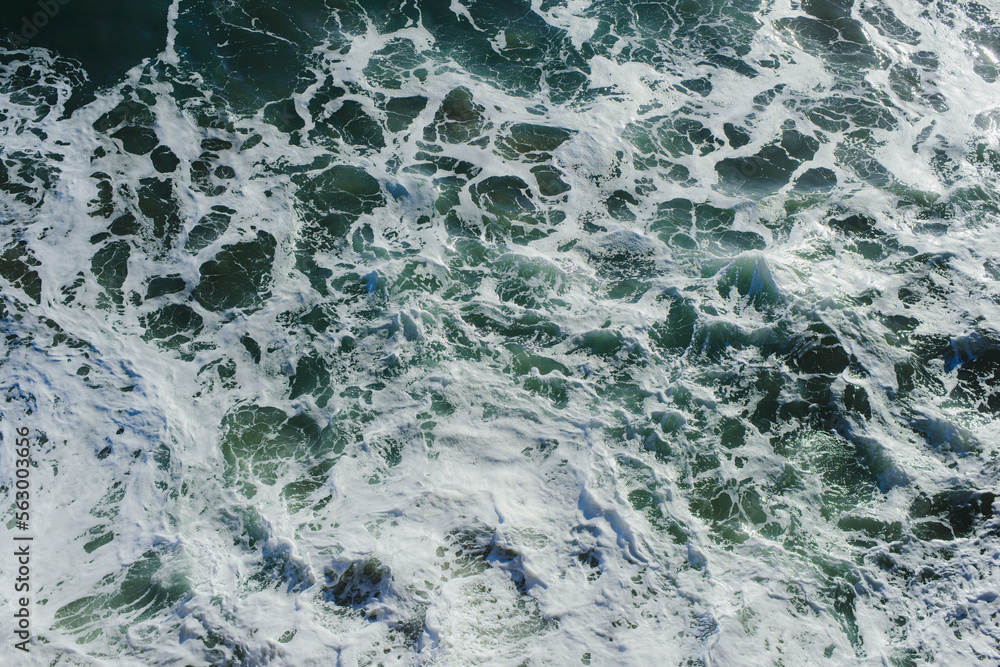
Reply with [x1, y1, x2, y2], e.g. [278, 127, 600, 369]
[1, 0, 999, 664]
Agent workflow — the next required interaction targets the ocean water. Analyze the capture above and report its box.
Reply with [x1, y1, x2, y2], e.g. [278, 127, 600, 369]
[1, 0, 999, 664]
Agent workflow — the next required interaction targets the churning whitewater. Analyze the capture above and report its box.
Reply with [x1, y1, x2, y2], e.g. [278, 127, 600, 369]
[1, 0, 999, 664]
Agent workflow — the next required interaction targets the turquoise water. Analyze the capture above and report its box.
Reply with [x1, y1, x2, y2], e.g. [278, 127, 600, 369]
[1, 0, 999, 664]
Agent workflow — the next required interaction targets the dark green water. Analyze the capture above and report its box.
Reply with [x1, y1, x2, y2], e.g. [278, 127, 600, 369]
[1, 0, 999, 664]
